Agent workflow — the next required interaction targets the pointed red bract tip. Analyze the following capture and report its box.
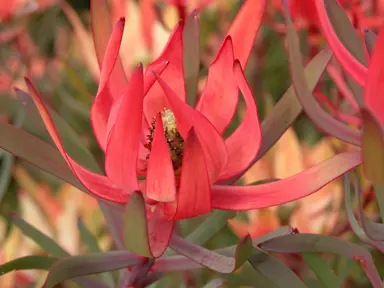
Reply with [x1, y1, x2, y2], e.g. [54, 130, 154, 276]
[9, 211, 17, 217]
[190, 9, 199, 18]
[136, 62, 143, 70]
[118, 16, 126, 25]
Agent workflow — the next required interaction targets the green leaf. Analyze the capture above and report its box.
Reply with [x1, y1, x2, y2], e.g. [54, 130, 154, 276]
[169, 235, 252, 273]
[238, 47, 333, 182]
[373, 184, 384, 225]
[361, 109, 384, 185]
[43, 251, 141, 288]
[344, 174, 372, 244]
[283, 3, 360, 146]
[78, 219, 118, 287]
[186, 210, 236, 245]
[344, 173, 384, 252]
[324, 0, 366, 66]
[301, 253, 341, 288]
[183, 10, 200, 107]
[11, 214, 70, 257]
[78, 219, 101, 253]
[202, 278, 225, 288]
[364, 29, 376, 57]
[0, 256, 57, 275]
[123, 192, 152, 257]
[0, 153, 14, 203]
[322, 0, 366, 106]
[249, 247, 307, 288]
[260, 234, 382, 287]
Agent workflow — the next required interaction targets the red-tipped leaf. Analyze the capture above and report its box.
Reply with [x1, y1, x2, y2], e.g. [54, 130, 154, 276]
[25, 79, 127, 203]
[211, 151, 361, 210]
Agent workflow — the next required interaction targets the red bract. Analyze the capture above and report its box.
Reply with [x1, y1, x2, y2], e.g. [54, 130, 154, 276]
[24, 0, 361, 257]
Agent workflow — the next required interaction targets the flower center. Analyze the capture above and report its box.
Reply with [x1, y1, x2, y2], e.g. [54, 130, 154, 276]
[146, 109, 184, 173]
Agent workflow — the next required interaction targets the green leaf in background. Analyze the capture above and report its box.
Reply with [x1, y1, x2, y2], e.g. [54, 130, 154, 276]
[183, 10, 200, 107]
[123, 192, 152, 257]
[344, 174, 373, 245]
[373, 184, 384, 226]
[43, 251, 141, 288]
[364, 29, 376, 57]
[324, 0, 367, 66]
[0, 153, 14, 203]
[249, 246, 307, 288]
[11, 214, 70, 257]
[0, 107, 25, 203]
[78, 219, 101, 253]
[361, 109, 384, 185]
[202, 278, 226, 288]
[347, 173, 384, 246]
[301, 253, 341, 288]
[234, 46, 333, 183]
[321, 0, 366, 105]
[0, 255, 57, 275]
[283, 3, 360, 146]
[186, 210, 236, 246]
[169, 235, 252, 273]
[78, 219, 116, 288]
[260, 234, 382, 287]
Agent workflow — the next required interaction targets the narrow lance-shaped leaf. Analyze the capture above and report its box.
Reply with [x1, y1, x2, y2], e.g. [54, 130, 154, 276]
[249, 246, 307, 288]
[1, 108, 27, 202]
[314, 0, 367, 88]
[344, 174, 375, 245]
[186, 210, 236, 246]
[363, 25, 384, 127]
[361, 109, 384, 185]
[353, 174, 384, 243]
[153, 227, 294, 272]
[283, 2, 360, 146]
[78, 219, 101, 253]
[11, 214, 70, 257]
[169, 235, 252, 273]
[260, 234, 383, 288]
[123, 192, 153, 258]
[78, 219, 117, 287]
[0, 256, 57, 275]
[183, 10, 200, 107]
[364, 29, 377, 57]
[301, 253, 341, 288]
[43, 251, 141, 288]
[373, 184, 384, 226]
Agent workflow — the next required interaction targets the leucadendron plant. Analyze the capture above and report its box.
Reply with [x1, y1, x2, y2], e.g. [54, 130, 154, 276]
[0, 0, 383, 287]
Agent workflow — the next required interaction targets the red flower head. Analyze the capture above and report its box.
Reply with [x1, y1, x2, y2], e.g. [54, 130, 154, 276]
[24, 0, 361, 257]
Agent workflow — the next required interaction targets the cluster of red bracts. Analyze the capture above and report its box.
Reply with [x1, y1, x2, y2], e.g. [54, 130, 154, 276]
[22, 0, 363, 258]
